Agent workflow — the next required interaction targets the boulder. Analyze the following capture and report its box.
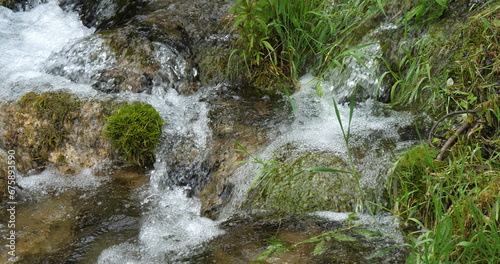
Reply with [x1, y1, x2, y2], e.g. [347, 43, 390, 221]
[0, 92, 113, 174]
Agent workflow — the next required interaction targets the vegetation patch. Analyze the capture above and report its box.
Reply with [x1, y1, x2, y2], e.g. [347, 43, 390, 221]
[226, 0, 383, 91]
[103, 102, 164, 166]
[16, 92, 80, 161]
[244, 149, 357, 215]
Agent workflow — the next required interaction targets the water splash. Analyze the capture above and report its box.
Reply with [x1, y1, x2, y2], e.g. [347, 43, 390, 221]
[97, 187, 223, 264]
[0, 0, 94, 101]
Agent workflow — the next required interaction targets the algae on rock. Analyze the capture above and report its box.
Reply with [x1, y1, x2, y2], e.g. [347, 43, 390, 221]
[1, 92, 113, 173]
[246, 146, 358, 215]
[103, 102, 164, 167]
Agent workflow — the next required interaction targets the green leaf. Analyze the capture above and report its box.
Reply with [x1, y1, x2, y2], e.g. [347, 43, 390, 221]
[354, 229, 380, 240]
[435, 0, 448, 8]
[333, 98, 346, 143]
[457, 241, 475, 247]
[481, 17, 493, 31]
[313, 239, 326, 256]
[302, 237, 321, 243]
[376, 0, 386, 16]
[331, 233, 357, 242]
[255, 239, 288, 261]
[347, 95, 354, 143]
[306, 167, 353, 174]
[261, 40, 274, 52]
[368, 246, 401, 259]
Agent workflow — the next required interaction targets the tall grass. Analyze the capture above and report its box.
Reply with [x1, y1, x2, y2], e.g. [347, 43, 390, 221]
[227, 0, 383, 88]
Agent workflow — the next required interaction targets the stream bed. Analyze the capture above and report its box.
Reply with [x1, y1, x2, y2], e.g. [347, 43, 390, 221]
[0, 1, 430, 263]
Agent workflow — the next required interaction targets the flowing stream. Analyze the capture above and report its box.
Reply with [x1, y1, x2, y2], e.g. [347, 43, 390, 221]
[0, 1, 426, 263]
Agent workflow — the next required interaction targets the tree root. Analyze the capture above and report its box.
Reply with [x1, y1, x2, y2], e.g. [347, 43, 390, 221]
[428, 110, 476, 148]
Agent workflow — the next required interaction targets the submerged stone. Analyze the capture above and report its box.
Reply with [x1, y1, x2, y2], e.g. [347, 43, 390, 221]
[245, 145, 359, 215]
[189, 214, 408, 264]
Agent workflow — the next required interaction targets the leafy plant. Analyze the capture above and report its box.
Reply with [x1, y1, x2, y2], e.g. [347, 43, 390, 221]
[103, 102, 164, 166]
[231, 140, 278, 192]
[403, 0, 450, 27]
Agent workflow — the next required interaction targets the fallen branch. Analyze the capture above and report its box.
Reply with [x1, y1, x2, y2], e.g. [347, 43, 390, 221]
[436, 122, 470, 161]
[428, 110, 479, 148]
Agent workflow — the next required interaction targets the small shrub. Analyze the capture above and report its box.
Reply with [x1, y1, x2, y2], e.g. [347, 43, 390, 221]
[104, 102, 164, 166]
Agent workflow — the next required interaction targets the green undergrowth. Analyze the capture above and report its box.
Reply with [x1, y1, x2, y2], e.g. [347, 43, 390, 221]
[375, 2, 500, 263]
[389, 140, 500, 263]
[103, 102, 164, 166]
[382, 1, 500, 116]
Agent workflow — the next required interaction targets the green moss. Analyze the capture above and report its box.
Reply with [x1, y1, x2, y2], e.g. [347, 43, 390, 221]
[0, 0, 13, 8]
[103, 102, 164, 166]
[18, 92, 80, 160]
[248, 151, 356, 215]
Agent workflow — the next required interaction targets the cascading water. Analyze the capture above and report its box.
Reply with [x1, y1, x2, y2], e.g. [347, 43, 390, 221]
[0, 1, 424, 263]
[0, 2, 223, 263]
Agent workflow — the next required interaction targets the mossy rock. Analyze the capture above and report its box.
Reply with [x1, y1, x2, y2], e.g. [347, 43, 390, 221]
[389, 144, 443, 218]
[13, 92, 80, 162]
[247, 146, 358, 215]
[1, 92, 115, 173]
[103, 102, 164, 167]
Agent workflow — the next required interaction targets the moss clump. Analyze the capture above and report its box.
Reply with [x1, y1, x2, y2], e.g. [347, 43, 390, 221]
[17, 92, 80, 160]
[248, 151, 356, 215]
[103, 102, 164, 166]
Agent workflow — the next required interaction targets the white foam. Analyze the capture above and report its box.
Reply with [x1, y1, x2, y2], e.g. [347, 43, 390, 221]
[17, 167, 108, 196]
[0, 0, 94, 101]
[97, 187, 224, 263]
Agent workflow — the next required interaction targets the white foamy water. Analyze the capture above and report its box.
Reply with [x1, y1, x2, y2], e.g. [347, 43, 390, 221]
[0, 1, 95, 101]
[16, 166, 108, 196]
[97, 187, 223, 264]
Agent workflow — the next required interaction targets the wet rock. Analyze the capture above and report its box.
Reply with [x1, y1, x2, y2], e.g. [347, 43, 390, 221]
[0, 197, 78, 261]
[0, 181, 142, 263]
[0, 92, 114, 174]
[244, 144, 360, 214]
[59, 0, 146, 31]
[199, 86, 291, 219]
[51, 0, 235, 94]
[0, 0, 45, 11]
[111, 167, 147, 189]
[0, 151, 9, 205]
[45, 30, 198, 94]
